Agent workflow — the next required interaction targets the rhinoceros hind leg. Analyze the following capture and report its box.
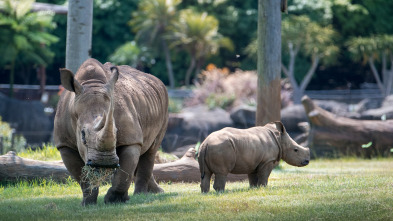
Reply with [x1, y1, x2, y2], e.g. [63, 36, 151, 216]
[213, 174, 227, 192]
[147, 175, 164, 193]
[200, 169, 212, 193]
[134, 147, 159, 194]
[105, 145, 140, 204]
[248, 172, 258, 188]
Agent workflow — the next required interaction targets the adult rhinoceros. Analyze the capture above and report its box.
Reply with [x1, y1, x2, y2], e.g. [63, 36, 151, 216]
[54, 58, 168, 205]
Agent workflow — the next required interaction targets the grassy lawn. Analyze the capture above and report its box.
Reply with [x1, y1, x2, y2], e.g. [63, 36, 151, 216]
[1, 158, 392, 220]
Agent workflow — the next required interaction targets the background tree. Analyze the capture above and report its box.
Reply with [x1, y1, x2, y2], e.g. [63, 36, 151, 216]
[255, 0, 282, 126]
[170, 9, 233, 86]
[0, 0, 58, 97]
[280, 15, 339, 104]
[129, 0, 180, 88]
[347, 35, 393, 96]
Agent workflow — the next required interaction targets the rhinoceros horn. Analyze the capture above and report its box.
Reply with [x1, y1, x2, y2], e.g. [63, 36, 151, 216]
[97, 67, 119, 151]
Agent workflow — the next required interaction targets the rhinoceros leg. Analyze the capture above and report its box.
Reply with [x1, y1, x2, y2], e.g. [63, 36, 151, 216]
[104, 145, 140, 204]
[248, 172, 258, 188]
[58, 147, 99, 206]
[200, 169, 212, 193]
[213, 173, 227, 192]
[256, 162, 276, 187]
[134, 147, 160, 194]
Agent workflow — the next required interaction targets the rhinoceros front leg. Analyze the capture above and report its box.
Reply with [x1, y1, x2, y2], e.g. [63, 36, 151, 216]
[104, 145, 140, 204]
[256, 161, 276, 187]
[58, 147, 99, 206]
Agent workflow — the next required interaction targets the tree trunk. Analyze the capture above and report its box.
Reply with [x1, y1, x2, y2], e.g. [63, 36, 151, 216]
[256, 0, 282, 126]
[368, 57, 385, 96]
[162, 39, 175, 89]
[0, 149, 247, 183]
[65, 0, 93, 73]
[301, 96, 393, 157]
[184, 56, 196, 87]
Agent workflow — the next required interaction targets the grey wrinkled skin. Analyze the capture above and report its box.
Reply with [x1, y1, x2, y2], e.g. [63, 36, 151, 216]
[198, 121, 310, 193]
[54, 58, 168, 205]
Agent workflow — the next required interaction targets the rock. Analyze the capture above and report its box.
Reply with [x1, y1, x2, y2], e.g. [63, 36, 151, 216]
[280, 104, 307, 133]
[162, 105, 233, 152]
[229, 105, 256, 128]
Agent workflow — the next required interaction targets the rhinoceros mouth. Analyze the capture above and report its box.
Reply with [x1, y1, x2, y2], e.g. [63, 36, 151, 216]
[301, 159, 309, 166]
[86, 148, 120, 168]
[86, 159, 120, 168]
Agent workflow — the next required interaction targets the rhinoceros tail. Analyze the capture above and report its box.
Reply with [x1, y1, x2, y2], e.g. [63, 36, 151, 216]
[198, 142, 208, 180]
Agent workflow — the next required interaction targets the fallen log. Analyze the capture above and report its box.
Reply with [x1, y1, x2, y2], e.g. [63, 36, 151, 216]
[0, 148, 247, 183]
[0, 151, 70, 182]
[302, 96, 393, 157]
[153, 148, 247, 183]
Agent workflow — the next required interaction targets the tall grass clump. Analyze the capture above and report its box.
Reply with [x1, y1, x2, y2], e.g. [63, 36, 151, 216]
[18, 144, 61, 161]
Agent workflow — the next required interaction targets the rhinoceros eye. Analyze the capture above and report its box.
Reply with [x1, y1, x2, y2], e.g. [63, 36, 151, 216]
[81, 130, 87, 145]
[294, 148, 298, 152]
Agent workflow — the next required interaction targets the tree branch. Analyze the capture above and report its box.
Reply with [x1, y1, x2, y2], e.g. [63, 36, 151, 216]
[300, 55, 320, 92]
[368, 57, 385, 95]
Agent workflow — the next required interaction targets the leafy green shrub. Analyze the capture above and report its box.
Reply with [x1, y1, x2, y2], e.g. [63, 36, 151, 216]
[0, 116, 26, 154]
[18, 144, 61, 161]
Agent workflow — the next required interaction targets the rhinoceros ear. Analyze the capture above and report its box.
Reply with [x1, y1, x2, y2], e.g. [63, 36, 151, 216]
[274, 121, 286, 134]
[60, 68, 83, 95]
[106, 66, 119, 92]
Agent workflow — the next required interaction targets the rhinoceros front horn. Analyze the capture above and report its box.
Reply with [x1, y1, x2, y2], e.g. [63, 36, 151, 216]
[97, 67, 119, 150]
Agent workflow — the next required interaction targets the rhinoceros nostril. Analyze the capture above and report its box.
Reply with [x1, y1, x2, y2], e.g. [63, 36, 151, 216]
[86, 159, 93, 166]
[302, 160, 309, 165]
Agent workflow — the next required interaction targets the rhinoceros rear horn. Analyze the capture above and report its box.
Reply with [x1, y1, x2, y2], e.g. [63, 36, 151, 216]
[59, 68, 83, 94]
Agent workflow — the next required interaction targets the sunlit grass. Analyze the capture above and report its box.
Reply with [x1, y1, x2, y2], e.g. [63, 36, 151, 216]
[17, 144, 61, 161]
[0, 158, 392, 220]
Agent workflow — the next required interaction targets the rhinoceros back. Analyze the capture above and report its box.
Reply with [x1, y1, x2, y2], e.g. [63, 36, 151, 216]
[108, 64, 168, 153]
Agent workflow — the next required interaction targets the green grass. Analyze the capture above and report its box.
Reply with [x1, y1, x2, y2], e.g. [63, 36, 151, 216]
[1, 158, 392, 220]
[18, 144, 61, 161]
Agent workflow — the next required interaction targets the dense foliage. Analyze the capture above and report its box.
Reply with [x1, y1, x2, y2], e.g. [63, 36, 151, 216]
[0, 0, 393, 91]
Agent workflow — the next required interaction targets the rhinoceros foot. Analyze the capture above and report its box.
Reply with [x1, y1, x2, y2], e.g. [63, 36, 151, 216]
[104, 187, 130, 204]
[81, 187, 99, 206]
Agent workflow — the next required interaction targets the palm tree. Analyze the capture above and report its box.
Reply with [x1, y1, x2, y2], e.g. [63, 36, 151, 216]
[129, 0, 180, 88]
[170, 10, 233, 86]
[0, 0, 58, 97]
[347, 35, 393, 96]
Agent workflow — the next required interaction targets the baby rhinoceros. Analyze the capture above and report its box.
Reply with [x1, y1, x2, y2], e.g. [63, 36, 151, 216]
[198, 121, 310, 193]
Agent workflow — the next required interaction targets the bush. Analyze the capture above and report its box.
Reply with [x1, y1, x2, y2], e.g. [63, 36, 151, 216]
[0, 116, 26, 154]
[185, 66, 257, 110]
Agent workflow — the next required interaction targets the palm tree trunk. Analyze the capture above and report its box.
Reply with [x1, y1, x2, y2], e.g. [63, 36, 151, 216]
[185, 56, 196, 86]
[162, 40, 175, 88]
